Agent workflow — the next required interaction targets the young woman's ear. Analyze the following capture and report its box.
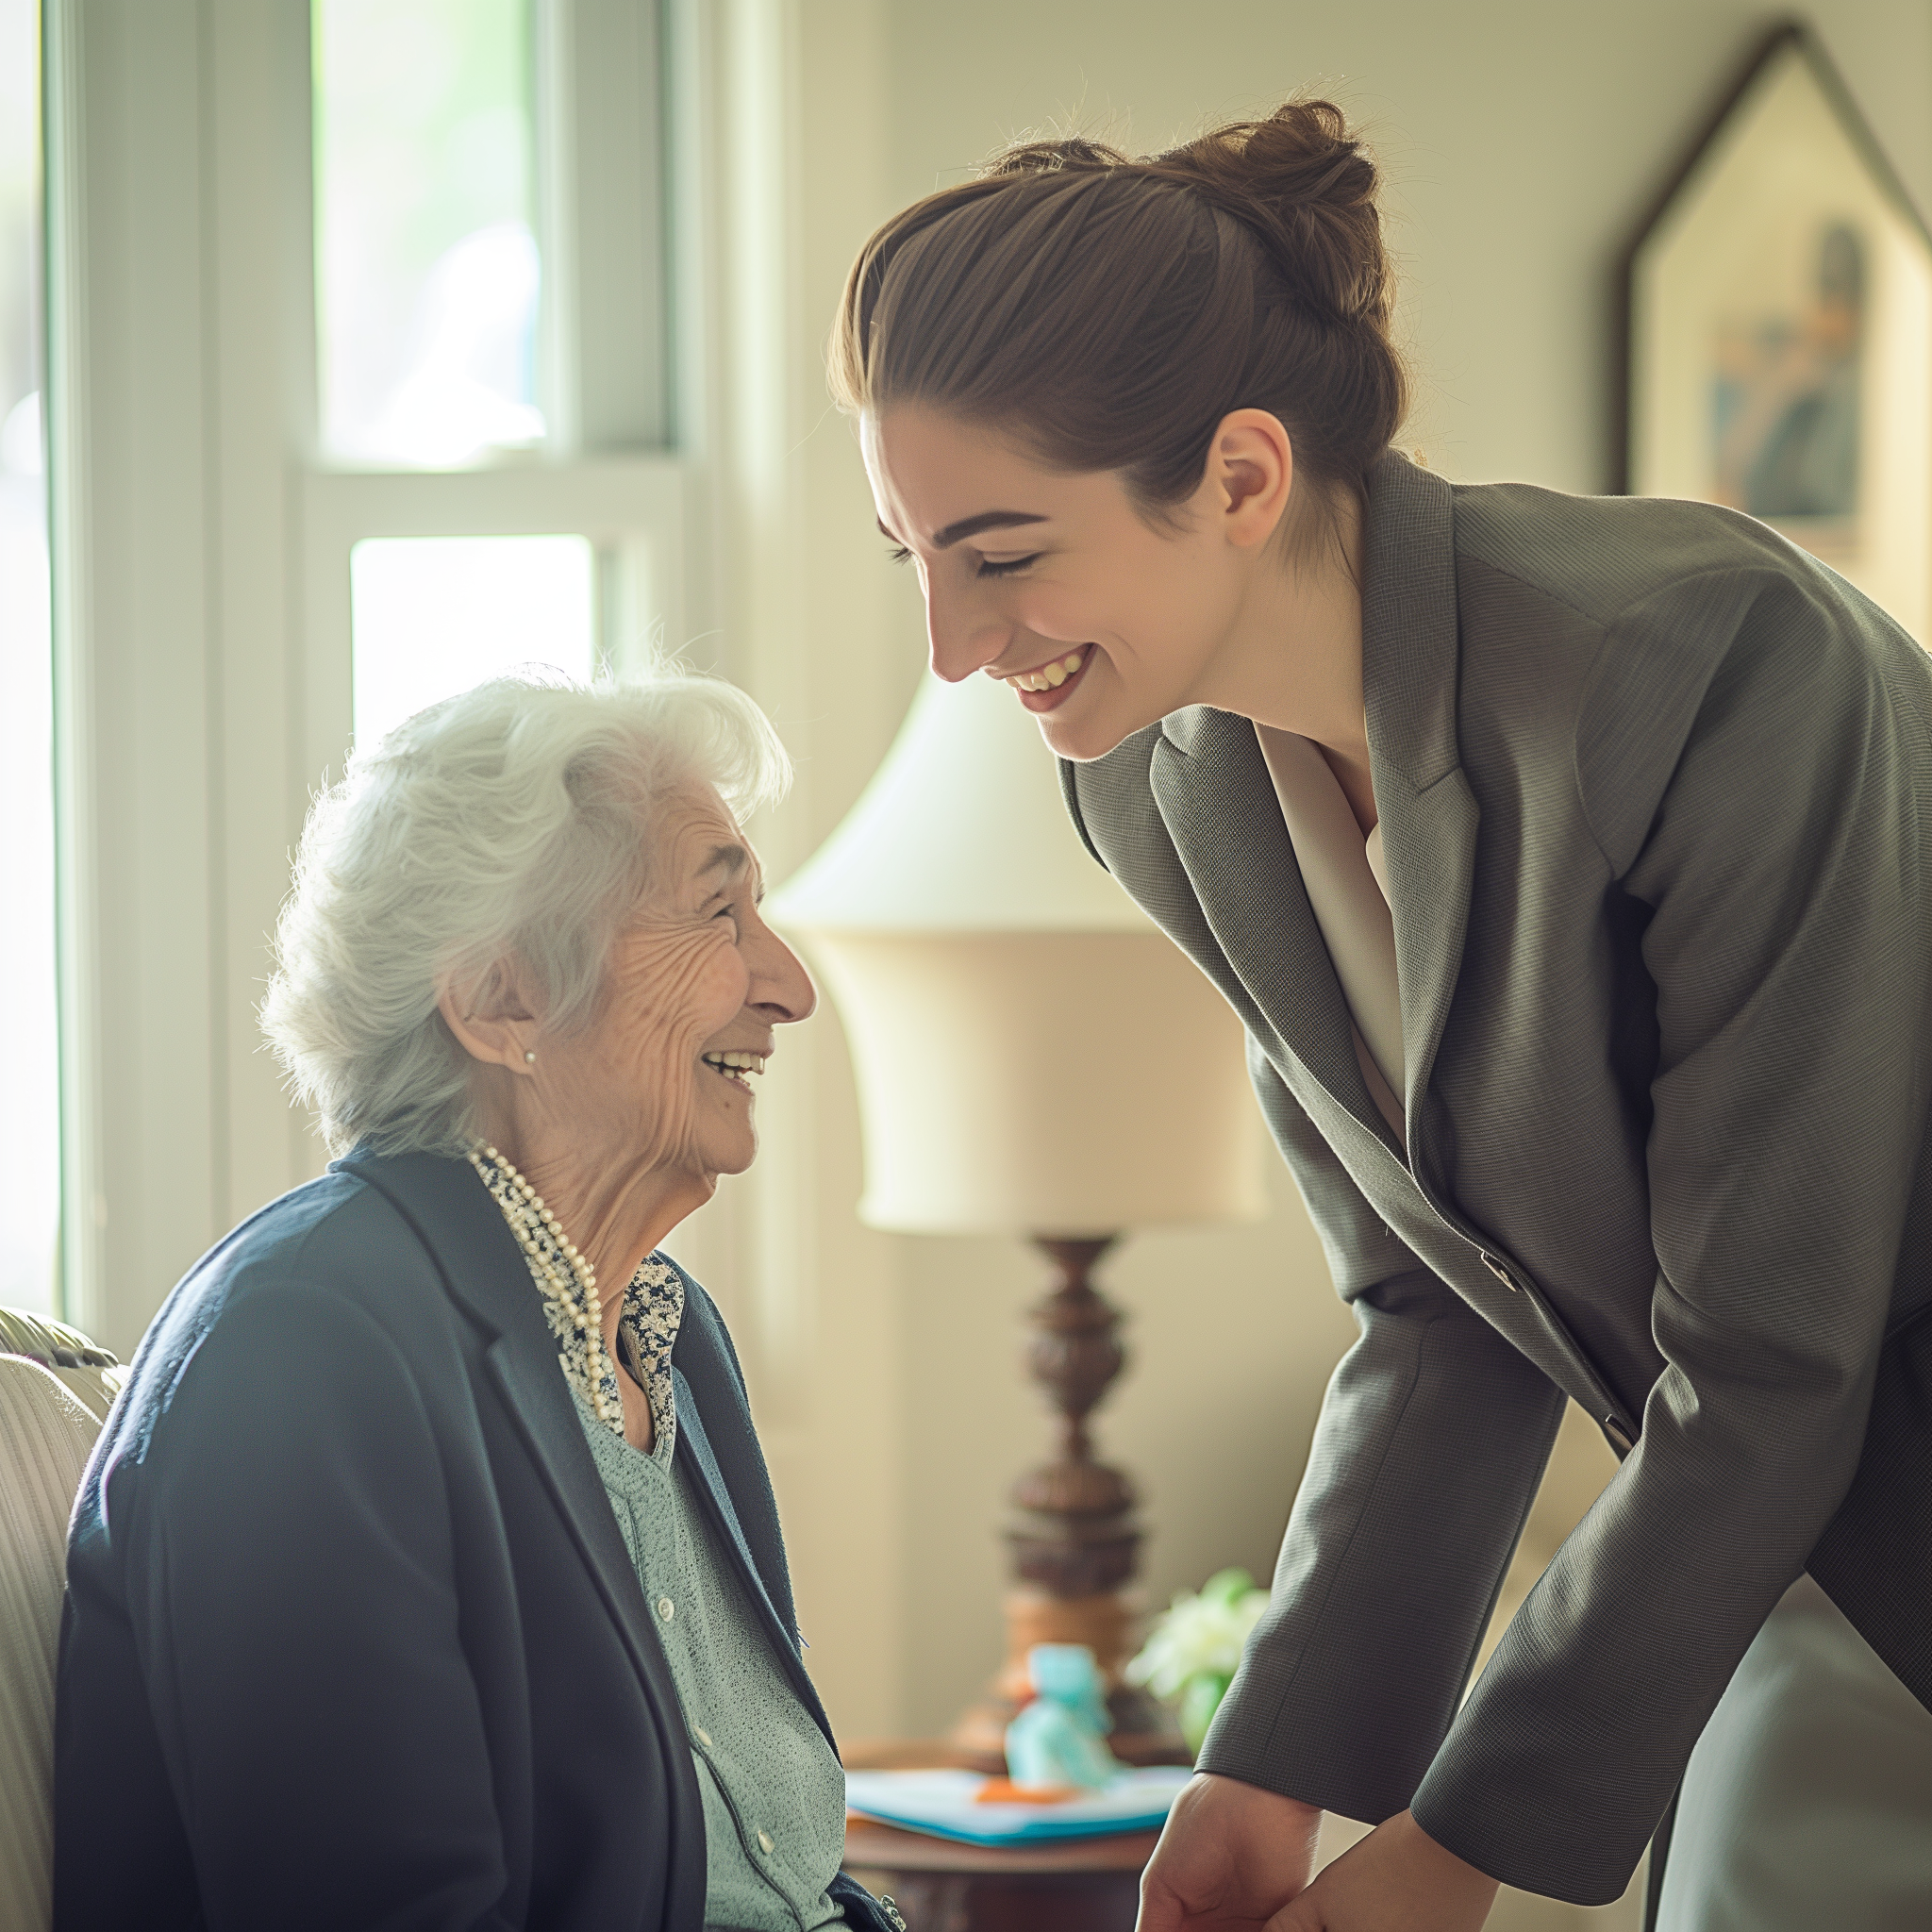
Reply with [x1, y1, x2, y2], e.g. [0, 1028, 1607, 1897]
[1204, 408, 1295, 550]
[437, 960, 540, 1072]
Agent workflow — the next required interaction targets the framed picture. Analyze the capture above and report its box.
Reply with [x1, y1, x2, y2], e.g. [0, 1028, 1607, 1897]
[1621, 23, 1932, 642]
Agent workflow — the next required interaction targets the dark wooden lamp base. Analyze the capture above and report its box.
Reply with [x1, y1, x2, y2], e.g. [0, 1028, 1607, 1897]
[843, 1238, 1181, 1927]
[947, 1235, 1190, 1772]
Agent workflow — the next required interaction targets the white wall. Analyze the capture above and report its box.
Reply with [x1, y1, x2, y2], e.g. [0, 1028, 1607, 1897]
[881, 2, 1931, 493]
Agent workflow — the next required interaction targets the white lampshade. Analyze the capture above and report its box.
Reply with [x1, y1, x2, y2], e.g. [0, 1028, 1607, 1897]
[769, 668, 1157, 933]
[768, 673, 1264, 1236]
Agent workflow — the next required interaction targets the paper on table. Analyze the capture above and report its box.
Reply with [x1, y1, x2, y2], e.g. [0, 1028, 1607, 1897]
[843, 1767, 1193, 1846]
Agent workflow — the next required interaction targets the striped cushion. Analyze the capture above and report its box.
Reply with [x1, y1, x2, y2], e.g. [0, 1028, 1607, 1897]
[0, 1324, 115, 1931]
[0, 1309, 123, 1425]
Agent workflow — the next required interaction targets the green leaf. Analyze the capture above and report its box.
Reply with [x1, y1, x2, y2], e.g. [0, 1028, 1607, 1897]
[1178, 1672, 1232, 1757]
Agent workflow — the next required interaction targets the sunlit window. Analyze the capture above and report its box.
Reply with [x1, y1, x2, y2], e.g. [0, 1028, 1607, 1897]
[313, 0, 543, 467]
[0, 0, 58, 1313]
[351, 534, 595, 749]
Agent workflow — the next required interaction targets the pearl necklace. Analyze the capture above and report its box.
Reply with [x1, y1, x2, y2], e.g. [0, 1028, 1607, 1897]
[467, 1143, 626, 1431]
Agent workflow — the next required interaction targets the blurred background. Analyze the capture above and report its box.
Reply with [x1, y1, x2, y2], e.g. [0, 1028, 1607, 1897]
[9, 6, 1929, 1924]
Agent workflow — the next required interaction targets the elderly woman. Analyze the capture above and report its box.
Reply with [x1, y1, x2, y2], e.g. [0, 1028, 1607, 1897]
[54, 674, 899, 1932]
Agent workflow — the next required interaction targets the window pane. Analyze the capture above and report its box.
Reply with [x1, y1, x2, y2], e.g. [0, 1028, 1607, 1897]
[351, 534, 595, 749]
[0, 0, 58, 1313]
[314, 0, 542, 466]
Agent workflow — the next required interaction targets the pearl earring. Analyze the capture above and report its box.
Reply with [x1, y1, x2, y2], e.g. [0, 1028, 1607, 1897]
[524, 1050, 537, 1064]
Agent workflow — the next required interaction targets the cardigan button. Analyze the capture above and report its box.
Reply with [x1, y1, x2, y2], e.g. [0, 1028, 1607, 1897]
[656, 1595, 675, 1622]
[693, 1726, 712, 1748]
[757, 1829, 775, 1854]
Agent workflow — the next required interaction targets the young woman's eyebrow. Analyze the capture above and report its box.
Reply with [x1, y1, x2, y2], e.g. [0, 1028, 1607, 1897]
[876, 510, 1048, 550]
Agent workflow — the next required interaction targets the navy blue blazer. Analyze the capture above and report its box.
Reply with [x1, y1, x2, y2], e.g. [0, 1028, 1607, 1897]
[54, 1150, 889, 1932]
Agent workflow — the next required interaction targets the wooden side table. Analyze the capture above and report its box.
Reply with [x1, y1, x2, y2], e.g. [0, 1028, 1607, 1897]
[843, 1817, 1158, 1932]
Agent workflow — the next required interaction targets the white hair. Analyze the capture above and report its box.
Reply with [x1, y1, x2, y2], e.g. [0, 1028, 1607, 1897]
[261, 668, 791, 1157]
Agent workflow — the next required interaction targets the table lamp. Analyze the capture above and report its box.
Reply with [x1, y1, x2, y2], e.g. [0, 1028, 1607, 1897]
[767, 670, 1265, 1765]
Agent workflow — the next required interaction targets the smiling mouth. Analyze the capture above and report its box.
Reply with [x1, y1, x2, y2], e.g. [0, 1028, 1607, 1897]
[1000, 644, 1093, 712]
[701, 1051, 767, 1092]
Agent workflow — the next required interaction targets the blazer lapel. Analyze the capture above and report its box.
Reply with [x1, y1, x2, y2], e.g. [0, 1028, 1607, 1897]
[1141, 455, 1476, 1169]
[1153, 707, 1400, 1156]
[1357, 454, 1479, 1162]
[339, 1152, 679, 1714]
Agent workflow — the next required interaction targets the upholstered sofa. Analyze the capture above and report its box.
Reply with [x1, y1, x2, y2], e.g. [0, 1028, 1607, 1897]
[0, 1310, 124, 1931]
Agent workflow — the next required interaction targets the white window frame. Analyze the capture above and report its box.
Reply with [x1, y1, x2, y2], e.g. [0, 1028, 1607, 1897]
[299, 461, 688, 790]
[303, 0, 686, 794]
[46, 0, 707, 1350]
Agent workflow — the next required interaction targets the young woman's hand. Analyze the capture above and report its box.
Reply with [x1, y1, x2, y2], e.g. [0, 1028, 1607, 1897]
[1268, 1810, 1500, 1931]
[1137, 1781, 1500, 1932]
[1136, 1773, 1323, 1929]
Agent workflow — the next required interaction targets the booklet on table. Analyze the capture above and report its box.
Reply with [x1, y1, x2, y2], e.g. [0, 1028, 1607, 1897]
[843, 1767, 1193, 1847]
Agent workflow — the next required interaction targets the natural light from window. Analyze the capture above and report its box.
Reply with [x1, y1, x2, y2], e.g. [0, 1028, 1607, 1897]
[0, 0, 58, 1314]
[313, 0, 543, 467]
[350, 534, 595, 750]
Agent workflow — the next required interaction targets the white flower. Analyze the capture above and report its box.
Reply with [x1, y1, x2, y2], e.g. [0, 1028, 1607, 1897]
[1125, 1568, 1271, 1701]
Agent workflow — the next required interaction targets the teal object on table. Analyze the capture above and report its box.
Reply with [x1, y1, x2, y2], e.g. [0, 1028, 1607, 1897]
[1004, 1642, 1123, 1790]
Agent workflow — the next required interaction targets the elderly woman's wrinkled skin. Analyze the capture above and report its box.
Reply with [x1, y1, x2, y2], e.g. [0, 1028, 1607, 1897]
[439, 784, 814, 1448]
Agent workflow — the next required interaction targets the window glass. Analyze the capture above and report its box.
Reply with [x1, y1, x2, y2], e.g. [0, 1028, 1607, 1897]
[313, 0, 542, 466]
[0, 0, 58, 1313]
[350, 534, 595, 749]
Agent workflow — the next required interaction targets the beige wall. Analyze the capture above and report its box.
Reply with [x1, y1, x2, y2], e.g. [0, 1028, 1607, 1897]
[667, 5, 1932, 1912]
[881, 1, 1932, 493]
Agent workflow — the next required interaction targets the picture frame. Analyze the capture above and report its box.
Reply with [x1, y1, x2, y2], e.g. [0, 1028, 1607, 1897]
[1620, 22, 1932, 642]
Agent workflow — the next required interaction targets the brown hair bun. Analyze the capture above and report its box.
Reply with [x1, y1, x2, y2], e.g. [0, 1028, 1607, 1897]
[828, 97, 1406, 558]
[1157, 102, 1394, 335]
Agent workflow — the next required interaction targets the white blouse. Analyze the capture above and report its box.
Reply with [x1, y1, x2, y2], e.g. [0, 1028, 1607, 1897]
[1256, 724, 1407, 1152]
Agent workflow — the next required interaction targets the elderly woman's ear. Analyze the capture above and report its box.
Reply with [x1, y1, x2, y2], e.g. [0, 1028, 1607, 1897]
[437, 959, 541, 1072]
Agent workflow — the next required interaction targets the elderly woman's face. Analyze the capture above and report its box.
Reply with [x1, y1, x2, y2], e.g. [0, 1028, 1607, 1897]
[544, 785, 814, 1186]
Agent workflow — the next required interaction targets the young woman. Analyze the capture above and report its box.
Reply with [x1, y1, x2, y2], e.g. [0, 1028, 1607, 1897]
[828, 102, 1932, 1931]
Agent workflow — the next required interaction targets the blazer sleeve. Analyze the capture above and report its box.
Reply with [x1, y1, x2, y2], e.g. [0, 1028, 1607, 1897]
[1407, 566, 1932, 1902]
[116, 1286, 522, 1932]
[1195, 1043, 1569, 1827]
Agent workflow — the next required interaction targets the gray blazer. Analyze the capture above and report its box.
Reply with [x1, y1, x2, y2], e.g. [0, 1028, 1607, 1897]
[1059, 452, 1932, 1905]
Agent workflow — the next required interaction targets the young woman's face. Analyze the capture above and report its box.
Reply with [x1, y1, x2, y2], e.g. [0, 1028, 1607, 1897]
[860, 407, 1254, 761]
